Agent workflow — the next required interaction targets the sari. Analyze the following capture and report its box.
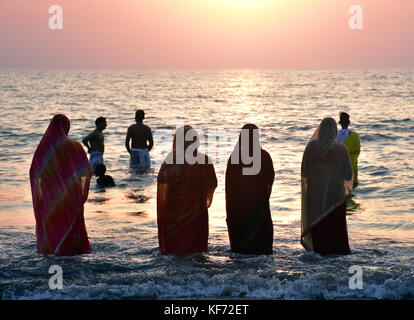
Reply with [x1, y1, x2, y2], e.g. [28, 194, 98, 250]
[29, 114, 93, 256]
[157, 126, 217, 256]
[343, 131, 360, 187]
[301, 118, 353, 255]
[225, 124, 275, 254]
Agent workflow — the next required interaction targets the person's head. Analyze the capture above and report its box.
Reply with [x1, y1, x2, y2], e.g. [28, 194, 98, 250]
[232, 124, 262, 175]
[94, 164, 106, 177]
[95, 117, 107, 131]
[339, 112, 350, 129]
[173, 125, 198, 153]
[240, 124, 260, 154]
[319, 117, 338, 140]
[315, 117, 337, 155]
[51, 114, 70, 136]
[135, 109, 145, 123]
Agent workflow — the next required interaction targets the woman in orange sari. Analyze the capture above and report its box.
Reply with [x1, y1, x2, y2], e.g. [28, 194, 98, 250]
[226, 124, 275, 254]
[157, 125, 217, 256]
[29, 114, 93, 256]
[301, 117, 353, 255]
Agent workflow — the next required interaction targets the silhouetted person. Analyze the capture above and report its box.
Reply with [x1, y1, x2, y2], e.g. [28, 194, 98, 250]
[337, 112, 361, 187]
[94, 164, 115, 187]
[30, 114, 93, 256]
[83, 116, 107, 172]
[125, 110, 153, 169]
[301, 117, 353, 255]
[226, 124, 275, 255]
[157, 125, 217, 256]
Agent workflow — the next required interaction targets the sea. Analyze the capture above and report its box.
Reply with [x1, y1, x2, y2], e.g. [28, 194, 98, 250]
[0, 69, 413, 300]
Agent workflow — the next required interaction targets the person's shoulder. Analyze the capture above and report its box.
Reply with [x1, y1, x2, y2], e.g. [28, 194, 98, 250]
[197, 152, 214, 165]
[261, 149, 272, 160]
[335, 142, 349, 154]
[84, 129, 96, 138]
[63, 138, 84, 153]
[305, 140, 317, 153]
[104, 175, 115, 185]
[157, 157, 175, 183]
[349, 130, 360, 137]
[143, 123, 152, 132]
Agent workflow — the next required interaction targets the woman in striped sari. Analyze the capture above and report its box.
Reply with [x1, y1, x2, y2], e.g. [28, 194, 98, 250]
[30, 114, 93, 256]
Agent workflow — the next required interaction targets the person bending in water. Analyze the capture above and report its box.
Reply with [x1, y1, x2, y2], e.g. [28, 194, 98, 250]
[125, 109, 153, 169]
[83, 116, 107, 172]
[337, 112, 361, 187]
[94, 164, 115, 187]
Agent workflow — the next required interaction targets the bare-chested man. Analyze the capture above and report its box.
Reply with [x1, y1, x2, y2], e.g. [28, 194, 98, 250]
[82, 116, 107, 172]
[125, 110, 153, 169]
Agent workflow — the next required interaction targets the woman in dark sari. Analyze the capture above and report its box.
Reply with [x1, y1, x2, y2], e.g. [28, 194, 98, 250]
[29, 114, 93, 256]
[301, 117, 353, 255]
[225, 124, 275, 254]
[157, 125, 217, 256]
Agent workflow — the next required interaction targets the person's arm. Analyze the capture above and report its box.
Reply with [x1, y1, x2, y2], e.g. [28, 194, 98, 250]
[147, 128, 154, 151]
[125, 127, 131, 154]
[264, 150, 275, 199]
[82, 131, 96, 153]
[206, 162, 218, 208]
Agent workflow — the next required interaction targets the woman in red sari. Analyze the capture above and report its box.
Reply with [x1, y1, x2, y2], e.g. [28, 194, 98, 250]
[29, 114, 93, 256]
[157, 125, 217, 256]
[226, 124, 275, 254]
[301, 117, 353, 255]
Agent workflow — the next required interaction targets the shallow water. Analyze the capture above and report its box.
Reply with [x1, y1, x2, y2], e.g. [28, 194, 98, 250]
[0, 69, 413, 299]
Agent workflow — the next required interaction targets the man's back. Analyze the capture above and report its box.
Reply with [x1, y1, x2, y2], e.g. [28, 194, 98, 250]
[127, 123, 153, 150]
[85, 129, 104, 153]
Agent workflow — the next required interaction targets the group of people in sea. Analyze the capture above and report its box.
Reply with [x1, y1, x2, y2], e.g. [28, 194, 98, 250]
[29, 110, 360, 257]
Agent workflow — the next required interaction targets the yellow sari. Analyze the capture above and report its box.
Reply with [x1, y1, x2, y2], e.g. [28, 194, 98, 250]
[343, 131, 360, 187]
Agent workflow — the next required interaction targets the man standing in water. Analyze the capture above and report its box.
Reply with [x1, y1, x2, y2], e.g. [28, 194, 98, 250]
[337, 112, 361, 187]
[82, 116, 107, 172]
[125, 109, 154, 169]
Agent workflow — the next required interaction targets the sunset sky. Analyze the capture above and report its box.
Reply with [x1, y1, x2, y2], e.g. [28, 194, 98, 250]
[0, 0, 413, 69]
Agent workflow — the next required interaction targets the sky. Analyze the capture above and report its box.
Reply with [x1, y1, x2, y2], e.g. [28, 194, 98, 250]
[0, 0, 413, 69]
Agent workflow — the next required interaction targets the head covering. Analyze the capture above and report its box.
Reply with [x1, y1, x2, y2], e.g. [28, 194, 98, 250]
[157, 126, 217, 255]
[229, 123, 262, 175]
[165, 125, 202, 165]
[29, 114, 92, 256]
[226, 124, 275, 254]
[301, 117, 353, 251]
[309, 117, 338, 156]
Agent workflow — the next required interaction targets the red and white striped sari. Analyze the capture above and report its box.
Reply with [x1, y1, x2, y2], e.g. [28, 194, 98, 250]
[30, 114, 93, 256]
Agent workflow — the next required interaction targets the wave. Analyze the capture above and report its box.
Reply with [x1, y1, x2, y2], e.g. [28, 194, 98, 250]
[3, 272, 413, 300]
